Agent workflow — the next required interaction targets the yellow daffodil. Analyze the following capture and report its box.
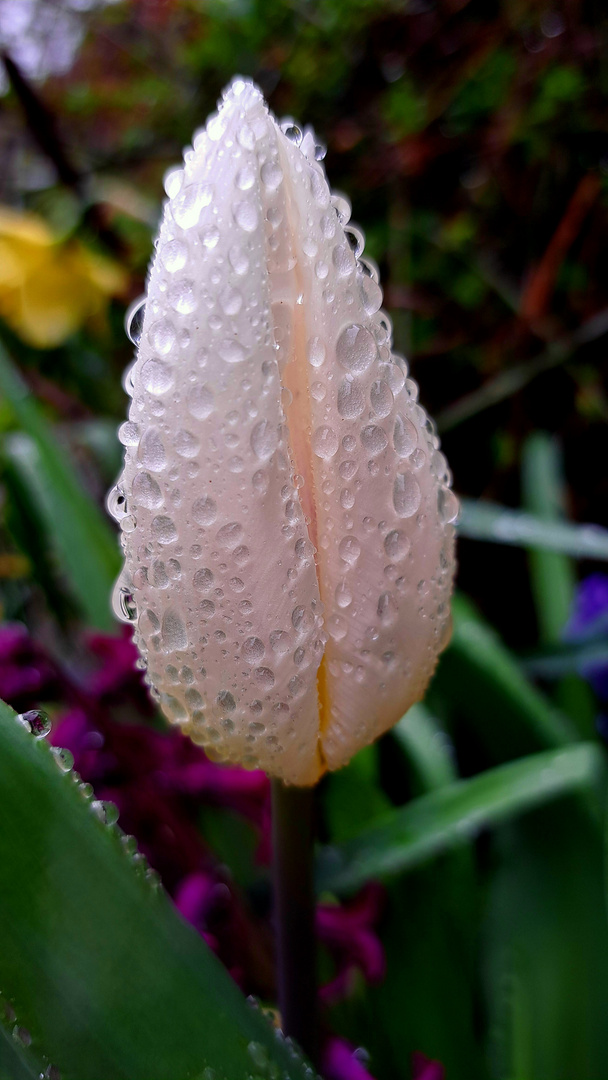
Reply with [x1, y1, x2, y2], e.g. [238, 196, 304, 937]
[0, 206, 127, 349]
[110, 79, 457, 785]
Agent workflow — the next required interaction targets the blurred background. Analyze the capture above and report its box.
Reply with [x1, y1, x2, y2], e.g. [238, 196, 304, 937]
[1, 1, 608, 1078]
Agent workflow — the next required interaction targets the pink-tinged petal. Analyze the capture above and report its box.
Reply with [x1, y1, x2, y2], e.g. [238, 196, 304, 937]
[112, 79, 457, 783]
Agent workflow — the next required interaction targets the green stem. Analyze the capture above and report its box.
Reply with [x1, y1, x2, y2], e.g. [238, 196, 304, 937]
[271, 780, 318, 1064]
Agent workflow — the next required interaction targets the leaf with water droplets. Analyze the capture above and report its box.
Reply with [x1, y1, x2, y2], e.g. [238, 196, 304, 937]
[0, 695, 316, 1079]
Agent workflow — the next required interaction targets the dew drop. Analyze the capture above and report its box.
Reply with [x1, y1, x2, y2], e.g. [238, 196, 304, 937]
[337, 378, 365, 419]
[169, 279, 197, 315]
[125, 297, 146, 345]
[174, 429, 200, 458]
[307, 337, 326, 368]
[192, 496, 217, 526]
[118, 421, 140, 447]
[312, 425, 339, 459]
[141, 359, 174, 395]
[332, 243, 354, 278]
[438, 486, 459, 525]
[370, 379, 394, 418]
[148, 318, 176, 355]
[18, 709, 51, 739]
[161, 239, 188, 273]
[164, 166, 184, 198]
[218, 339, 247, 364]
[242, 637, 265, 664]
[229, 245, 249, 276]
[384, 529, 410, 561]
[338, 536, 361, 564]
[270, 630, 291, 655]
[261, 161, 283, 190]
[340, 487, 355, 509]
[255, 666, 275, 689]
[250, 419, 279, 460]
[162, 609, 188, 652]
[188, 384, 214, 420]
[51, 745, 74, 772]
[336, 324, 377, 373]
[172, 182, 213, 229]
[132, 471, 163, 510]
[216, 522, 243, 549]
[393, 414, 417, 457]
[236, 165, 256, 190]
[152, 515, 178, 544]
[220, 287, 243, 316]
[138, 428, 166, 472]
[393, 472, 421, 518]
[327, 614, 348, 641]
[233, 201, 259, 233]
[360, 424, 388, 456]
[335, 581, 353, 608]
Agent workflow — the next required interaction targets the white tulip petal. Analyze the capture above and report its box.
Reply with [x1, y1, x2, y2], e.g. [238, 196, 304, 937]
[112, 78, 456, 785]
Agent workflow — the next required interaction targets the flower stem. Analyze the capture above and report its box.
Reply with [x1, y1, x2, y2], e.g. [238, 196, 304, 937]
[271, 779, 318, 1065]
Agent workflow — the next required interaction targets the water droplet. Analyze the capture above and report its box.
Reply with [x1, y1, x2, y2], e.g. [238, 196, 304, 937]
[172, 182, 213, 229]
[360, 424, 388, 456]
[229, 245, 249, 276]
[132, 472, 163, 510]
[393, 414, 417, 457]
[252, 469, 269, 495]
[113, 584, 137, 622]
[118, 421, 140, 447]
[312, 425, 339, 459]
[438, 486, 459, 525]
[250, 420, 279, 460]
[307, 337, 326, 368]
[17, 709, 51, 738]
[192, 496, 217, 526]
[169, 279, 197, 315]
[337, 378, 365, 419]
[248, 1041, 269, 1070]
[335, 581, 353, 608]
[370, 379, 394, 418]
[201, 225, 220, 249]
[141, 358, 174, 395]
[188, 385, 214, 420]
[242, 637, 265, 664]
[255, 667, 275, 689]
[92, 799, 119, 825]
[161, 239, 188, 273]
[218, 339, 247, 364]
[220, 287, 243, 316]
[327, 614, 348, 641]
[216, 522, 244, 549]
[282, 122, 302, 145]
[217, 690, 236, 712]
[315, 260, 329, 280]
[261, 161, 283, 190]
[332, 243, 354, 278]
[163, 166, 183, 198]
[339, 460, 357, 480]
[107, 484, 129, 521]
[338, 536, 361, 564]
[233, 201, 259, 233]
[378, 591, 398, 626]
[194, 567, 214, 591]
[270, 630, 291, 654]
[152, 515, 178, 544]
[125, 297, 146, 345]
[162, 610, 188, 651]
[13, 1025, 31, 1047]
[236, 165, 256, 191]
[138, 428, 166, 472]
[393, 472, 421, 518]
[174, 429, 200, 459]
[336, 324, 377, 373]
[51, 745, 74, 772]
[148, 318, 176, 355]
[384, 529, 410, 561]
[340, 487, 355, 509]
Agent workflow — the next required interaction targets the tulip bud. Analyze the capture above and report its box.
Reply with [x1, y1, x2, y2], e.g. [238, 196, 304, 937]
[109, 78, 457, 786]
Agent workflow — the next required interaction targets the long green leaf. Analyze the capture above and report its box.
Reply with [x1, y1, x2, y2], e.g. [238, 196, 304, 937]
[316, 743, 603, 894]
[457, 498, 608, 561]
[0, 344, 120, 629]
[442, 593, 577, 754]
[392, 703, 457, 792]
[0, 698, 311, 1080]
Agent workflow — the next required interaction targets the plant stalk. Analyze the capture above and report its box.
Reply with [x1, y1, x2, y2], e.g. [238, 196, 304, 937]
[271, 779, 318, 1065]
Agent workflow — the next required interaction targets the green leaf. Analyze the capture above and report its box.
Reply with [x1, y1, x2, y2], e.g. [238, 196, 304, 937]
[316, 743, 603, 894]
[323, 744, 392, 844]
[457, 498, 608, 561]
[0, 343, 120, 629]
[0, 698, 312, 1080]
[392, 703, 457, 792]
[440, 593, 577, 756]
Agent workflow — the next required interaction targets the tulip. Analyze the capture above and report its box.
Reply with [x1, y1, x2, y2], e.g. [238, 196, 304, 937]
[110, 78, 457, 787]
